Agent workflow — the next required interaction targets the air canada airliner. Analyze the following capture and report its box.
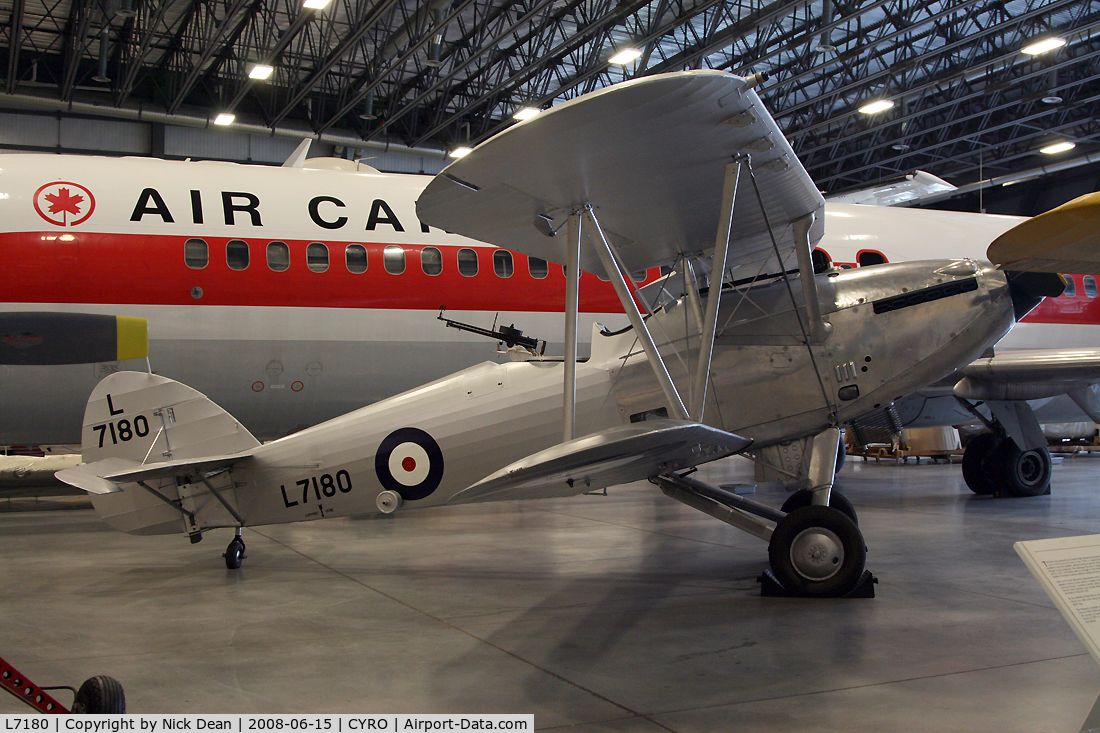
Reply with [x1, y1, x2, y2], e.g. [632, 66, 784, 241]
[0, 150, 1096, 446]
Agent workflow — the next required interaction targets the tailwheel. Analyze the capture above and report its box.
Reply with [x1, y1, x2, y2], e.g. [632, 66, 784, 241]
[768, 505, 866, 598]
[224, 536, 246, 570]
[962, 432, 1001, 495]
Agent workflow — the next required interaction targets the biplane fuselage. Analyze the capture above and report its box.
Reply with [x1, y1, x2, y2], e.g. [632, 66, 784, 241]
[80, 256, 1015, 537]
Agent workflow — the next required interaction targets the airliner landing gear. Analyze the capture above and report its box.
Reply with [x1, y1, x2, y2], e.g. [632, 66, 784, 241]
[962, 433, 1052, 497]
[224, 528, 246, 569]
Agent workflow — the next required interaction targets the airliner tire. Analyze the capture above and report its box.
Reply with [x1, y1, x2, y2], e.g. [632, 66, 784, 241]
[992, 441, 1052, 497]
[962, 433, 1001, 495]
[224, 538, 245, 569]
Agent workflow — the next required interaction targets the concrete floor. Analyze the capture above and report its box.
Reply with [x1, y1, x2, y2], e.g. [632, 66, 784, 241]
[2, 454, 1100, 731]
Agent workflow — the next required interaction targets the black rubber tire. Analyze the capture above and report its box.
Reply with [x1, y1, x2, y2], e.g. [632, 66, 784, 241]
[991, 440, 1052, 497]
[768, 505, 867, 598]
[780, 488, 858, 526]
[224, 538, 245, 569]
[71, 675, 126, 714]
[962, 433, 1002, 495]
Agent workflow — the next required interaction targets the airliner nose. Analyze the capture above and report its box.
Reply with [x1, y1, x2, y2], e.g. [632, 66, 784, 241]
[1005, 270, 1067, 321]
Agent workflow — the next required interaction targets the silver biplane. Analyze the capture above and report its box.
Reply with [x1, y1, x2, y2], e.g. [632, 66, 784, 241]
[58, 71, 1066, 597]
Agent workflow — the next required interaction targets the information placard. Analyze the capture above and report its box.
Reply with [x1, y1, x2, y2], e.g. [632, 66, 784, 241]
[1015, 534, 1100, 667]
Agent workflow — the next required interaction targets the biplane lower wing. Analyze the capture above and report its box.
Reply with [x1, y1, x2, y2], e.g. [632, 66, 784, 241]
[451, 419, 751, 504]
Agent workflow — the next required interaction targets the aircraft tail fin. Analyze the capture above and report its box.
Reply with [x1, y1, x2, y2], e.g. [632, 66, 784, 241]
[63, 372, 260, 535]
[80, 371, 260, 465]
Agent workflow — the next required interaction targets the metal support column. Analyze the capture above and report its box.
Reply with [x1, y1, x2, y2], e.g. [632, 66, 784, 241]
[563, 210, 582, 442]
[793, 213, 830, 344]
[584, 207, 689, 421]
[691, 157, 742, 421]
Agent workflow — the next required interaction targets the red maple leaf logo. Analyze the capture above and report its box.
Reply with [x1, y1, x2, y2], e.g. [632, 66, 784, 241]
[45, 187, 85, 217]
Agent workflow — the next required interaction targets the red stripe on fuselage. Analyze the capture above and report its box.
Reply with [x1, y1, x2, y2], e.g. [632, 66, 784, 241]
[1021, 275, 1100, 326]
[6, 232, 651, 312]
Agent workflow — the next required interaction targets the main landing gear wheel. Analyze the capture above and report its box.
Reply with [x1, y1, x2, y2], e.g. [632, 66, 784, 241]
[992, 441, 1052, 497]
[962, 433, 1001, 495]
[780, 488, 858, 525]
[224, 537, 246, 569]
[768, 505, 867, 598]
[71, 675, 126, 714]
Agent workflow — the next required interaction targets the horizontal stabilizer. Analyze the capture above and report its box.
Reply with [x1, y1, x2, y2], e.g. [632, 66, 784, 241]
[55, 458, 137, 494]
[987, 192, 1100, 274]
[417, 71, 823, 277]
[451, 419, 751, 505]
[0, 312, 147, 365]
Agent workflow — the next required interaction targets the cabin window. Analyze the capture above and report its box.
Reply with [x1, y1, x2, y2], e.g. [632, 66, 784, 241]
[858, 250, 887, 267]
[346, 244, 367, 274]
[596, 269, 610, 281]
[185, 238, 208, 269]
[660, 265, 673, 277]
[458, 248, 479, 277]
[226, 240, 249, 271]
[422, 247, 443, 276]
[811, 248, 831, 274]
[528, 256, 548, 279]
[632, 270, 647, 283]
[1064, 276, 1077, 297]
[267, 241, 290, 272]
[1086, 276, 1097, 298]
[494, 250, 514, 278]
[384, 245, 405, 275]
[307, 243, 329, 273]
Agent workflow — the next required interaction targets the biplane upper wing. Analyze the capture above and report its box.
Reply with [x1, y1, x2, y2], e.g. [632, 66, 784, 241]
[416, 70, 825, 276]
[451, 420, 751, 504]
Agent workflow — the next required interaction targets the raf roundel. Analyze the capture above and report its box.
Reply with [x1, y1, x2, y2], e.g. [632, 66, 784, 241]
[375, 427, 445, 501]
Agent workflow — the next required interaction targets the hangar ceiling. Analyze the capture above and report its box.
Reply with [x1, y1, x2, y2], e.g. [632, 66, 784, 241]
[1, 0, 1097, 194]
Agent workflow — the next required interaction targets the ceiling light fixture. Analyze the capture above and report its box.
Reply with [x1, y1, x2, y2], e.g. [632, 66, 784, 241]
[214, 113, 236, 126]
[513, 107, 540, 121]
[450, 146, 473, 158]
[1040, 141, 1076, 155]
[1022, 37, 1066, 55]
[248, 64, 274, 80]
[608, 48, 642, 65]
[858, 99, 895, 115]
[303, 0, 330, 9]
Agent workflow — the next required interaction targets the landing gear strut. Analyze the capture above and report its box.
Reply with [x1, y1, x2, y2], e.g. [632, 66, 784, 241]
[224, 528, 246, 569]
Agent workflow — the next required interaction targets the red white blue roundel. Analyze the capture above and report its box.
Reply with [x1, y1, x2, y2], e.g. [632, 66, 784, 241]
[375, 427, 444, 501]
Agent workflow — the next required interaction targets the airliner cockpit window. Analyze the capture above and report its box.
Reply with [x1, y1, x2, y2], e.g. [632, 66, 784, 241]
[346, 245, 367, 274]
[458, 248, 478, 277]
[184, 238, 208, 269]
[529, 256, 548, 279]
[494, 250, 514, 278]
[226, 240, 249, 271]
[384, 245, 405, 275]
[1085, 276, 1097, 298]
[307, 243, 329, 273]
[422, 247, 443, 276]
[267, 242, 290, 272]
